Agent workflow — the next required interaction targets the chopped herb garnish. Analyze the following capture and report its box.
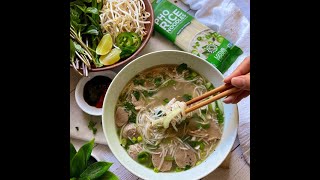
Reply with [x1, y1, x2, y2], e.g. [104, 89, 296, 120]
[124, 102, 135, 112]
[75, 127, 79, 131]
[182, 94, 192, 101]
[215, 101, 224, 124]
[195, 41, 200, 46]
[153, 167, 159, 173]
[154, 77, 162, 87]
[176, 63, 188, 74]
[128, 113, 137, 123]
[88, 120, 97, 135]
[137, 151, 150, 164]
[197, 36, 203, 41]
[175, 167, 183, 172]
[199, 142, 205, 151]
[132, 91, 140, 101]
[208, 41, 213, 44]
[163, 98, 169, 104]
[205, 34, 211, 39]
[202, 123, 210, 129]
[164, 79, 176, 87]
[184, 165, 191, 170]
[142, 90, 155, 97]
[133, 79, 145, 86]
[205, 82, 215, 91]
[164, 156, 174, 161]
[137, 136, 143, 142]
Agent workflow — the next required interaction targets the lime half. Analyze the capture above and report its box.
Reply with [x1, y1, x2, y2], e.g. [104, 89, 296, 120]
[96, 34, 113, 55]
[99, 48, 122, 65]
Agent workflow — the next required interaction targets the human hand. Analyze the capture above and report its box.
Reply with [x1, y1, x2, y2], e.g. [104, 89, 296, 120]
[223, 56, 250, 104]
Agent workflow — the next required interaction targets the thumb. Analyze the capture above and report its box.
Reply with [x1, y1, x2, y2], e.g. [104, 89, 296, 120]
[231, 74, 250, 91]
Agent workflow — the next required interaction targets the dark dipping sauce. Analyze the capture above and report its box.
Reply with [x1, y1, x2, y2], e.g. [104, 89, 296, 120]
[83, 76, 111, 108]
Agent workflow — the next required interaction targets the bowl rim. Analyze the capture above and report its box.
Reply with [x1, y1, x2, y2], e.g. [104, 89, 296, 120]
[102, 50, 239, 179]
[72, 0, 155, 72]
[75, 70, 117, 116]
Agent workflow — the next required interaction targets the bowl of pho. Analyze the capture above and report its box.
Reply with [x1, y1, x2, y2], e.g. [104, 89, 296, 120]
[102, 50, 238, 179]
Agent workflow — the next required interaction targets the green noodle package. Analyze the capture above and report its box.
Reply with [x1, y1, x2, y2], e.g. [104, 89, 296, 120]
[152, 0, 243, 73]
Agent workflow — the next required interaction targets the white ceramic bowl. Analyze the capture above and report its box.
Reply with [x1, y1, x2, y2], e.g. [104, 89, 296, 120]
[102, 50, 238, 180]
[75, 71, 117, 116]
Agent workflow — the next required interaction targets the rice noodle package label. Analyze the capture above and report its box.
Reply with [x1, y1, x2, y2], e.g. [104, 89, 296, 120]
[151, 0, 243, 74]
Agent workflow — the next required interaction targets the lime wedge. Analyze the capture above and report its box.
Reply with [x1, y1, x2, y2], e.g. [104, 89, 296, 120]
[96, 34, 113, 55]
[99, 48, 122, 65]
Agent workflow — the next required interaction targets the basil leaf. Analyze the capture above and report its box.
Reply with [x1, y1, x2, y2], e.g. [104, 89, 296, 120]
[96, 171, 119, 180]
[75, 4, 87, 13]
[176, 63, 188, 74]
[80, 162, 113, 179]
[70, 148, 86, 178]
[84, 29, 99, 35]
[70, 143, 77, 162]
[86, 7, 98, 14]
[70, 139, 95, 178]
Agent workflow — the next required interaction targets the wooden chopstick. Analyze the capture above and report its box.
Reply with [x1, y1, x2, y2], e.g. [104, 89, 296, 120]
[186, 83, 233, 105]
[184, 84, 241, 114]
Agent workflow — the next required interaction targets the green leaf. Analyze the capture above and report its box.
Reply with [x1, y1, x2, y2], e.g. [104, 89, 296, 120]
[70, 143, 77, 162]
[123, 102, 135, 112]
[182, 94, 192, 101]
[70, 39, 76, 62]
[154, 77, 162, 87]
[75, 4, 87, 13]
[96, 171, 119, 180]
[176, 63, 188, 74]
[80, 162, 113, 179]
[163, 98, 169, 104]
[132, 91, 140, 101]
[133, 79, 145, 86]
[86, 7, 98, 14]
[128, 113, 136, 123]
[84, 29, 99, 35]
[70, 148, 86, 178]
[88, 120, 97, 135]
[70, 139, 95, 178]
[93, 56, 104, 68]
[82, 0, 93, 3]
[215, 101, 224, 124]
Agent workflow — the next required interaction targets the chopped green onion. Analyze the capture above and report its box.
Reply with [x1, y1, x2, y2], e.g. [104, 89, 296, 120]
[131, 137, 137, 143]
[121, 138, 127, 147]
[153, 167, 159, 173]
[137, 136, 143, 142]
[137, 151, 150, 164]
[163, 98, 169, 104]
[164, 156, 174, 161]
[175, 167, 183, 172]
